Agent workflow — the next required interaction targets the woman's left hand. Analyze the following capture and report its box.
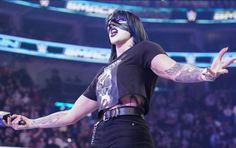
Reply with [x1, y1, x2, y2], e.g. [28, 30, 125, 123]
[209, 47, 236, 78]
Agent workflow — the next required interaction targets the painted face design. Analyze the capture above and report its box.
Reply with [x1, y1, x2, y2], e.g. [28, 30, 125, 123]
[107, 15, 130, 37]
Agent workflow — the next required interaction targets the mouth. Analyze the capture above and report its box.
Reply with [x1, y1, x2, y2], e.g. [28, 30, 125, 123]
[110, 28, 118, 37]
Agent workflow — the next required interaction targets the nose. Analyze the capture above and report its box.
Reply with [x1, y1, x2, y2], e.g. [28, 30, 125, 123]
[108, 24, 115, 32]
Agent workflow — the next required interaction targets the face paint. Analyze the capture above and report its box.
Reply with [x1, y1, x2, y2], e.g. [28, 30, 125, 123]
[107, 15, 130, 33]
[107, 21, 130, 33]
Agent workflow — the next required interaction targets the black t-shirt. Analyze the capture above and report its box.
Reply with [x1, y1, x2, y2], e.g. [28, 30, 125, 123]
[83, 40, 166, 114]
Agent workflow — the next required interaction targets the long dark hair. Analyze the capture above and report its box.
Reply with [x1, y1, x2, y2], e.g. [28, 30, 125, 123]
[106, 9, 148, 62]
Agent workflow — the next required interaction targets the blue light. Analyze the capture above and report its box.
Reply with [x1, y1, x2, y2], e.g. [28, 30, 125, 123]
[0, 34, 110, 64]
[168, 52, 218, 57]
[54, 102, 73, 108]
[197, 19, 236, 24]
[4, 0, 40, 8]
[1, 34, 236, 67]
[75, 0, 145, 12]
[142, 18, 188, 23]
[4, 0, 236, 24]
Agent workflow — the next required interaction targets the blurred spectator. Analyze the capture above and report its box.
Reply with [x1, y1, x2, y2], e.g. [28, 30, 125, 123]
[45, 69, 62, 100]
[0, 64, 236, 147]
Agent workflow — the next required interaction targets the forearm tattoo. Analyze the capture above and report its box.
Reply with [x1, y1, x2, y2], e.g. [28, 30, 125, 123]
[165, 63, 204, 83]
[32, 111, 68, 128]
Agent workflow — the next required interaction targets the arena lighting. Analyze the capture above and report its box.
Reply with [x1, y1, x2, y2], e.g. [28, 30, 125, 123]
[213, 11, 236, 20]
[186, 10, 197, 22]
[66, 0, 145, 15]
[66, 0, 115, 15]
[142, 18, 188, 23]
[64, 46, 110, 61]
[0, 37, 21, 48]
[54, 101, 92, 117]
[0, 34, 110, 64]
[39, 0, 50, 7]
[37, 43, 48, 53]
[54, 102, 73, 108]
[0, 34, 236, 67]
[4, 0, 236, 24]
[5, 0, 41, 8]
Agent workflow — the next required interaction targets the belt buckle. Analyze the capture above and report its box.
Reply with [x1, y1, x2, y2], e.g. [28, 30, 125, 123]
[114, 107, 119, 117]
[103, 107, 121, 121]
[103, 112, 109, 121]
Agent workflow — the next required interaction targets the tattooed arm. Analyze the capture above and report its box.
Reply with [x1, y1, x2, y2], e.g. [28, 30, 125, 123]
[8, 95, 97, 130]
[162, 63, 205, 82]
[150, 54, 216, 83]
[151, 47, 236, 83]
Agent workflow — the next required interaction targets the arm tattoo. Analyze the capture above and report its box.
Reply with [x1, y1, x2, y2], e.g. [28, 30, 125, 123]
[165, 63, 183, 75]
[165, 63, 204, 83]
[32, 111, 68, 128]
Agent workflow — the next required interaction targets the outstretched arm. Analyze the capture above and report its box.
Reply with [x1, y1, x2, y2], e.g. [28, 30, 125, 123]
[151, 47, 236, 83]
[8, 95, 97, 130]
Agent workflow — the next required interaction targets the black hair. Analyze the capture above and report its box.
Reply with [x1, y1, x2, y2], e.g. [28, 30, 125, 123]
[106, 9, 148, 62]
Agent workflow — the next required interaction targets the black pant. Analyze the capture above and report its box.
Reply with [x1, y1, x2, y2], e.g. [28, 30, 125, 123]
[91, 115, 154, 148]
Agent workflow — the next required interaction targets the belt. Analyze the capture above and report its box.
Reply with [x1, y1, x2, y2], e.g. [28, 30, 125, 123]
[99, 106, 144, 121]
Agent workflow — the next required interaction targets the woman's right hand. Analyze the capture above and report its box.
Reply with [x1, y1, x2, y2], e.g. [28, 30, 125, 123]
[7, 114, 33, 130]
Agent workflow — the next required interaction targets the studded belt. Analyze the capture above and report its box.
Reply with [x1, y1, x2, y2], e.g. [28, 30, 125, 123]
[99, 106, 144, 121]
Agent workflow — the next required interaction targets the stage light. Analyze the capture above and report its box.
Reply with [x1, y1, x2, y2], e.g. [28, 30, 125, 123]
[67, 138, 72, 143]
[186, 10, 197, 22]
[66, 1, 114, 15]
[0, 38, 20, 48]
[39, 0, 50, 7]
[37, 43, 48, 53]
[1, 34, 236, 67]
[214, 11, 236, 20]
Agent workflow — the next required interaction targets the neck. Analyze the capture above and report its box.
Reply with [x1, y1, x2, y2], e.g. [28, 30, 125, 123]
[115, 37, 134, 57]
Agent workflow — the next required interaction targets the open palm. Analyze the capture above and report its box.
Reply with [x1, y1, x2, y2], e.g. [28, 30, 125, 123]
[210, 47, 236, 77]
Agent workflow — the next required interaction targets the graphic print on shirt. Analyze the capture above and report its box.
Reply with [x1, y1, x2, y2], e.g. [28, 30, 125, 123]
[96, 59, 122, 110]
